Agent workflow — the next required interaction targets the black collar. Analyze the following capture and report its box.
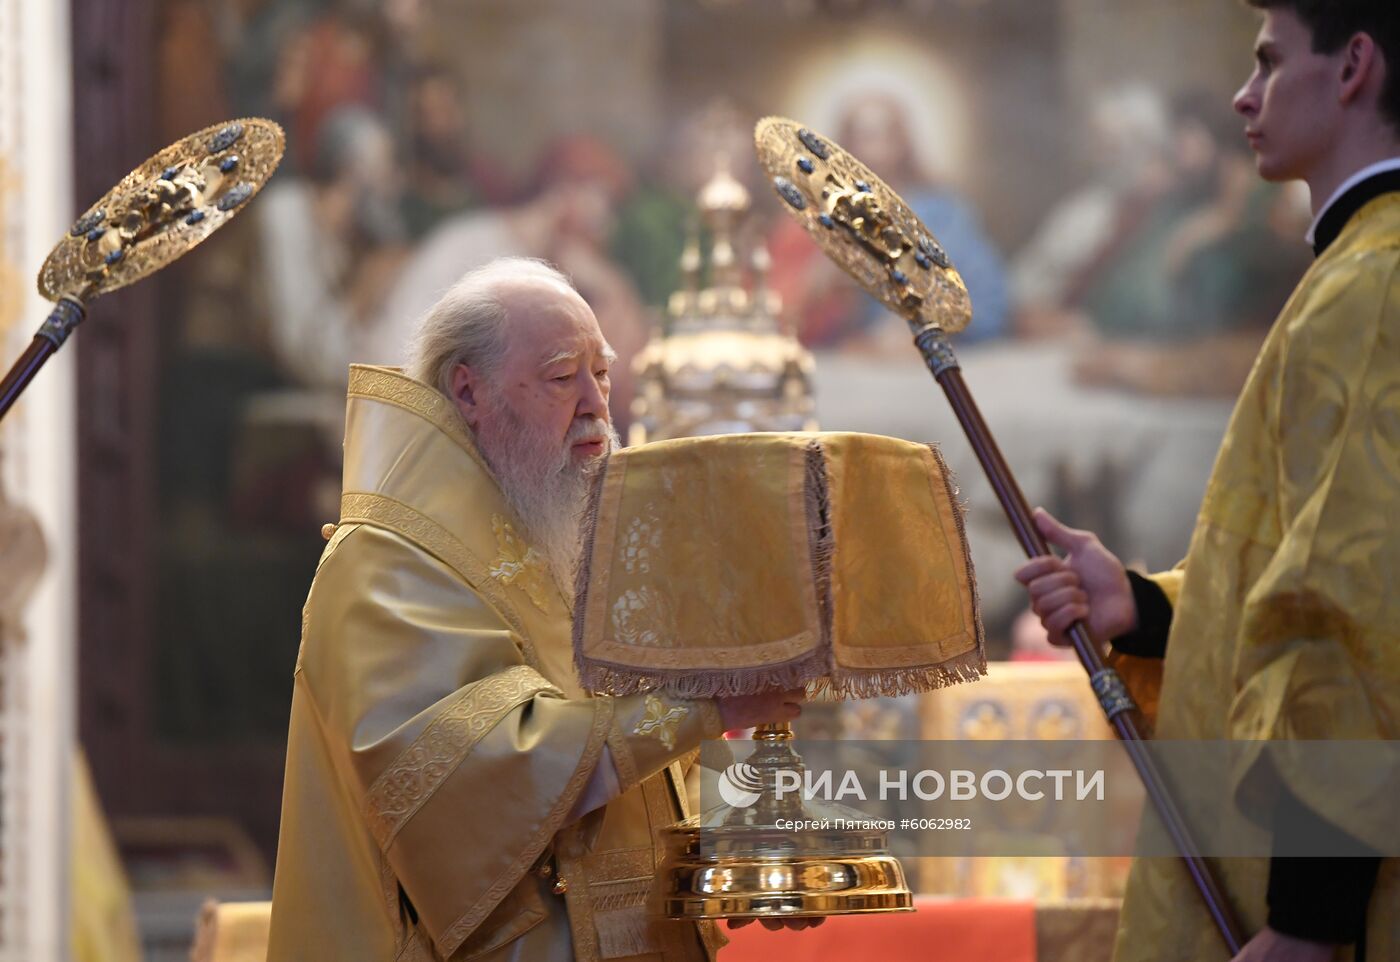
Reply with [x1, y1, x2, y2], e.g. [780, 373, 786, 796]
[1313, 167, 1400, 256]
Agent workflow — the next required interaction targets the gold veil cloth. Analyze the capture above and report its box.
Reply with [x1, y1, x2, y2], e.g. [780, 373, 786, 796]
[573, 432, 984, 699]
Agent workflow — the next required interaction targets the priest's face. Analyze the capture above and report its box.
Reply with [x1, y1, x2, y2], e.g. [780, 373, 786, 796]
[452, 278, 619, 579]
[1233, 9, 1341, 183]
[461, 278, 616, 462]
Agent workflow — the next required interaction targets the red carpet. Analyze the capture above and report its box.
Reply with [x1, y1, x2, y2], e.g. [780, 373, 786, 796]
[720, 898, 1037, 962]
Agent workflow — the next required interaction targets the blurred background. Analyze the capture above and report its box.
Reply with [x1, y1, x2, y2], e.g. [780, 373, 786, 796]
[0, 0, 1314, 958]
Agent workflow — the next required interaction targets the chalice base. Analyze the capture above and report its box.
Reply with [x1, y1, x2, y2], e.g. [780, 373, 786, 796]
[658, 722, 914, 920]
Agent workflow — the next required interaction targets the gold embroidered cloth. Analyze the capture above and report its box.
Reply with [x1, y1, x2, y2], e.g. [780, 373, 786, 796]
[573, 432, 985, 699]
[1114, 195, 1400, 961]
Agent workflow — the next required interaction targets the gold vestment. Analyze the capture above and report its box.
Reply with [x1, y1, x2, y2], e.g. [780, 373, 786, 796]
[1114, 195, 1400, 959]
[266, 367, 725, 962]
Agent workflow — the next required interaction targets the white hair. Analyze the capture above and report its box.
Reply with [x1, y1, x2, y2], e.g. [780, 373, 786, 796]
[406, 257, 574, 397]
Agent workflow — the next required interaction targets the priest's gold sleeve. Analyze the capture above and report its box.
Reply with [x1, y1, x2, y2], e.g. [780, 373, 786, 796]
[1225, 259, 1400, 852]
[269, 522, 722, 961]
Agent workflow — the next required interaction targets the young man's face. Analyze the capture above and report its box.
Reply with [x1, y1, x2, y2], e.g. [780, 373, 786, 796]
[1233, 8, 1343, 182]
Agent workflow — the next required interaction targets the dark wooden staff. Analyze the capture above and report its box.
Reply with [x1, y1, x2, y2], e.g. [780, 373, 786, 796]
[755, 113, 1247, 952]
[0, 296, 88, 423]
[912, 324, 1245, 954]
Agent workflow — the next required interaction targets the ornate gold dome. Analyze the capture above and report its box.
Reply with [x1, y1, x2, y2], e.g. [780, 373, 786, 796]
[630, 165, 817, 444]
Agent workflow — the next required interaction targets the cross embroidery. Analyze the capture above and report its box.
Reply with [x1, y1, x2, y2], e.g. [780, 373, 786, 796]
[488, 515, 552, 613]
[633, 695, 689, 750]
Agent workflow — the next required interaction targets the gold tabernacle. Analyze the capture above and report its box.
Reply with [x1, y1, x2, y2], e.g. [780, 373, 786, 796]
[630, 162, 817, 443]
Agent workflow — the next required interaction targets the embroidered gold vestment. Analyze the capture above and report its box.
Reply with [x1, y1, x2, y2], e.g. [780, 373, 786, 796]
[266, 367, 725, 962]
[1114, 195, 1400, 960]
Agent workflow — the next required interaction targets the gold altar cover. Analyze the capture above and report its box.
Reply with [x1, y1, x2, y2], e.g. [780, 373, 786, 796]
[574, 432, 984, 699]
[267, 367, 725, 962]
[1114, 195, 1400, 960]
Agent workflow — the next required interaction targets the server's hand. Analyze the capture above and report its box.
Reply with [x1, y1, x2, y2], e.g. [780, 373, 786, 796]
[1014, 508, 1135, 646]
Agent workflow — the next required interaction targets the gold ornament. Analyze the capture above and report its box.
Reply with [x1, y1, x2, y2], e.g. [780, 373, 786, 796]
[753, 116, 971, 335]
[3, 119, 284, 424]
[38, 118, 284, 302]
[630, 159, 816, 444]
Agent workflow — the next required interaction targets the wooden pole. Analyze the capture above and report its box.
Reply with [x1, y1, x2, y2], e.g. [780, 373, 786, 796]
[0, 297, 85, 424]
[913, 325, 1246, 955]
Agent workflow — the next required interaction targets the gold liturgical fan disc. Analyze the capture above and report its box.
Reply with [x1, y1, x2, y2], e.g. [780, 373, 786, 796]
[2, 117, 283, 425]
[753, 115, 972, 334]
[38, 118, 284, 301]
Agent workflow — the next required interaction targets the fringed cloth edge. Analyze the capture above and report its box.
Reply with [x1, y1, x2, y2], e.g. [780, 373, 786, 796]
[575, 649, 832, 698]
[574, 646, 986, 699]
[817, 647, 986, 698]
[925, 442, 987, 675]
[804, 439, 838, 682]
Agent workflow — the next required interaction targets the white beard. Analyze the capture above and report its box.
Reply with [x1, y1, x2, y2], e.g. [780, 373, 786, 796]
[472, 398, 618, 598]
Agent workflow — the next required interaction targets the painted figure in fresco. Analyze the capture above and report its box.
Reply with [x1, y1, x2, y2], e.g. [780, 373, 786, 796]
[1011, 82, 1174, 336]
[1070, 89, 1313, 397]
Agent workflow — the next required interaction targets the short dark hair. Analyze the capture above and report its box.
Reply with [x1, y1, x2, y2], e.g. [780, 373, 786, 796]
[1247, 0, 1400, 130]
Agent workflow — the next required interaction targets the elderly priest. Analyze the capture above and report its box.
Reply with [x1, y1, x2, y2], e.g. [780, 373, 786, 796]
[265, 258, 806, 962]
